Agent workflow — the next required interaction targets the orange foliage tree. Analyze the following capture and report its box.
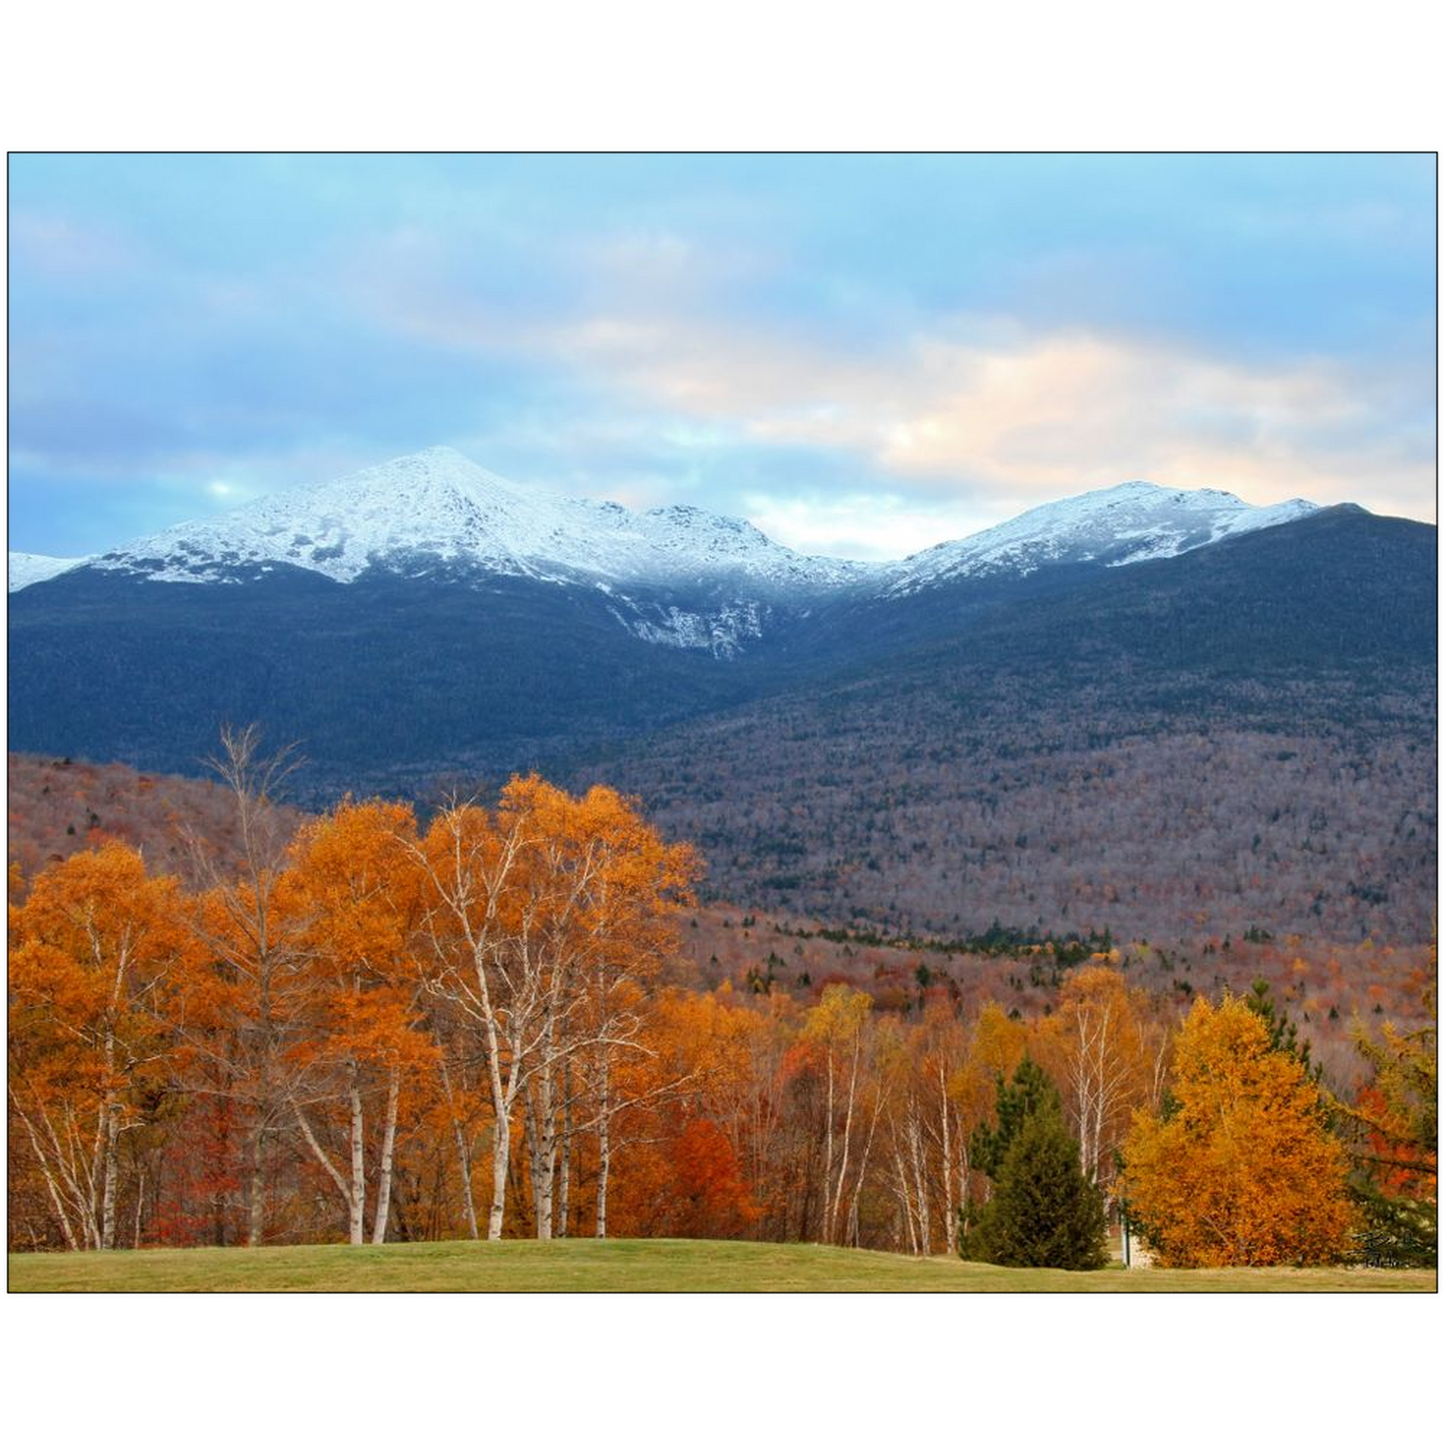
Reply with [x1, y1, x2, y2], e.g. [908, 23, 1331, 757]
[1033, 966, 1170, 1190]
[1117, 995, 1357, 1266]
[415, 777, 698, 1240]
[9, 844, 193, 1250]
[287, 799, 433, 1244]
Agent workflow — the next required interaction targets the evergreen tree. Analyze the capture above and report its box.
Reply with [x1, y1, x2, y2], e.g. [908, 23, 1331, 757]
[1351, 1179, 1437, 1268]
[1245, 978, 1322, 1083]
[968, 1055, 1055, 1181]
[964, 1103, 1108, 1269]
[961, 1056, 1108, 1269]
[1339, 978, 1436, 1267]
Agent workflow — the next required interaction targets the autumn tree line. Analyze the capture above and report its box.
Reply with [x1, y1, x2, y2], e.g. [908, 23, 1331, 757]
[7, 732, 1436, 1265]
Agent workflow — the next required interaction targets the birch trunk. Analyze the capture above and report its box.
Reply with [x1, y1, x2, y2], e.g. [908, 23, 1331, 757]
[453, 1116, 480, 1240]
[909, 1114, 931, 1254]
[481, 1002, 521, 1242]
[526, 1066, 558, 1240]
[371, 1070, 400, 1244]
[488, 1115, 511, 1241]
[100, 1094, 121, 1251]
[348, 1072, 366, 1245]
[939, 1061, 957, 1255]
[828, 1036, 861, 1244]
[821, 1049, 835, 1243]
[556, 1066, 572, 1239]
[895, 1152, 918, 1254]
[89, 1099, 106, 1246]
[440, 1057, 480, 1240]
[595, 1049, 611, 1239]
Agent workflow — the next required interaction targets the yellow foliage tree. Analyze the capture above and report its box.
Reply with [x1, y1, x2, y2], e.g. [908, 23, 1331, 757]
[1117, 995, 1357, 1266]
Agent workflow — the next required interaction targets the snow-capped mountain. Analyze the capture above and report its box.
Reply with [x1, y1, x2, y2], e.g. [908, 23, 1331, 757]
[7, 552, 90, 593]
[13, 448, 1330, 657]
[879, 481, 1320, 597]
[89, 446, 866, 594]
[74, 450, 1324, 600]
[10, 455, 1423, 815]
[77, 447, 873, 656]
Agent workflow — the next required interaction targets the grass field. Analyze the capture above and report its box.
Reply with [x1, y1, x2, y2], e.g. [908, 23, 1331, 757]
[7, 1238, 1437, 1292]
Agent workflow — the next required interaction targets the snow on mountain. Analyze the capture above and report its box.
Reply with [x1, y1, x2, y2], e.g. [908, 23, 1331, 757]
[77, 454, 1323, 601]
[89, 446, 866, 594]
[879, 481, 1320, 597]
[8, 552, 90, 593]
[21, 451, 1329, 654]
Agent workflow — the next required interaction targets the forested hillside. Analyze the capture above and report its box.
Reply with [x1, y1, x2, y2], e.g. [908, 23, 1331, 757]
[6, 752, 308, 885]
[9, 752, 1433, 1259]
[573, 511, 1436, 944]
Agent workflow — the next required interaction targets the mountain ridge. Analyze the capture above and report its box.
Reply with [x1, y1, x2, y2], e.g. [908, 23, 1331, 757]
[12, 446, 1330, 606]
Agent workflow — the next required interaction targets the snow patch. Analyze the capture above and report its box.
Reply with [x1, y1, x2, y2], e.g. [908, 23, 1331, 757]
[879, 482, 1322, 596]
[8, 552, 91, 593]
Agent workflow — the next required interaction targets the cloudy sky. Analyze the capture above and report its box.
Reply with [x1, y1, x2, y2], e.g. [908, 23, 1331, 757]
[7, 152, 1436, 561]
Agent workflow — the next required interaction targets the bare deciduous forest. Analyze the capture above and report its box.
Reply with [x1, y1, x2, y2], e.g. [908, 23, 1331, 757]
[577, 685, 1434, 946]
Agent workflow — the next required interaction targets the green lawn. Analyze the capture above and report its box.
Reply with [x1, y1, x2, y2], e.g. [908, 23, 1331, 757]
[7, 1237, 1436, 1292]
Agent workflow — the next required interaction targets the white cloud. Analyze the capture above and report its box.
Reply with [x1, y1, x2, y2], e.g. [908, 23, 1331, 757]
[345, 235, 1435, 535]
[542, 312, 1435, 523]
[739, 490, 1005, 561]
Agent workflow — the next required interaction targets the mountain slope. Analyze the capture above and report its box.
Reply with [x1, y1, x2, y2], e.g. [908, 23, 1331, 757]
[8, 552, 89, 592]
[6, 563, 774, 795]
[878, 481, 1318, 595]
[567, 508, 1437, 944]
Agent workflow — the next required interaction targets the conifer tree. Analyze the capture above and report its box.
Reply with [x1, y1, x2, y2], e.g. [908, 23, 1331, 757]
[961, 1057, 1108, 1269]
[965, 1106, 1109, 1269]
[1245, 978, 1322, 1083]
[967, 1055, 1055, 1181]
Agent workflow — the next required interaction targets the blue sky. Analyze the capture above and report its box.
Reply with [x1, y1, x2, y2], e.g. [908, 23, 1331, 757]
[7, 153, 1436, 560]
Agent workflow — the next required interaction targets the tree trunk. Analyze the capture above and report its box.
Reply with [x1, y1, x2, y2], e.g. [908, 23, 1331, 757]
[557, 1065, 573, 1239]
[481, 1011, 520, 1241]
[939, 1063, 957, 1255]
[89, 1095, 107, 1247]
[910, 1114, 931, 1255]
[595, 1050, 612, 1240]
[100, 1095, 121, 1250]
[440, 1057, 479, 1240]
[453, 1117, 480, 1240]
[821, 1049, 835, 1243]
[488, 1118, 511, 1241]
[525, 1072, 558, 1241]
[895, 1151, 918, 1254]
[348, 1072, 366, 1245]
[247, 1128, 266, 1247]
[371, 1070, 400, 1244]
[829, 1037, 860, 1244]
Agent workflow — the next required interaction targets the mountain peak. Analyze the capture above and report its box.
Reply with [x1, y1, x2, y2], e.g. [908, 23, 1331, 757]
[882, 480, 1325, 594]
[84, 447, 860, 592]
